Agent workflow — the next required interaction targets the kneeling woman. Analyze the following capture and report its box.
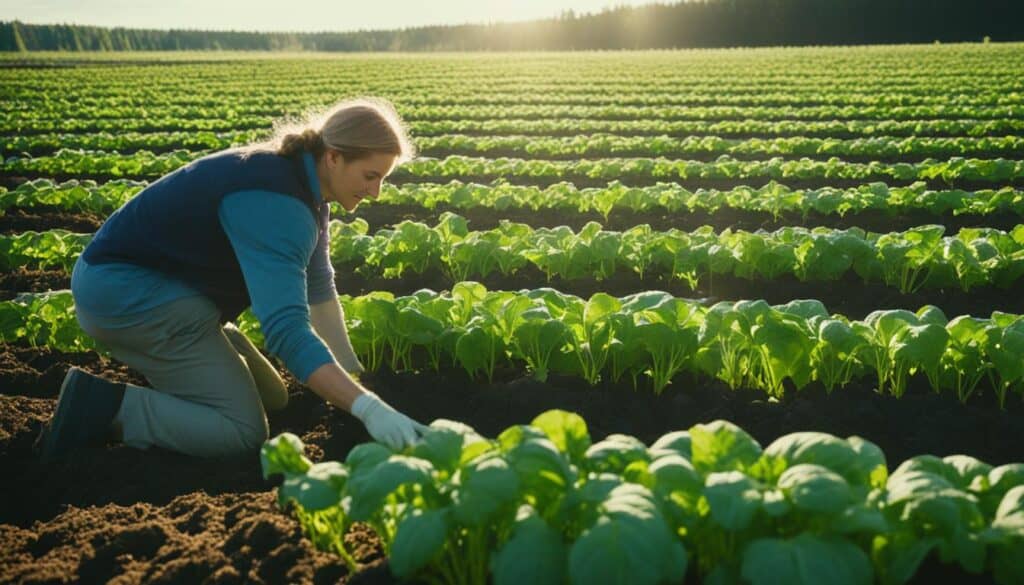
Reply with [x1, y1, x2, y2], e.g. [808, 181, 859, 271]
[37, 98, 426, 461]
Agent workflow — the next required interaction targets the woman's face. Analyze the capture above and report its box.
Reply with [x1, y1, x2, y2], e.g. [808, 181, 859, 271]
[318, 150, 397, 212]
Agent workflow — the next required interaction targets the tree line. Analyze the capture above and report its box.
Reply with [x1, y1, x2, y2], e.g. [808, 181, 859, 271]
[2, 0, 1021, 52]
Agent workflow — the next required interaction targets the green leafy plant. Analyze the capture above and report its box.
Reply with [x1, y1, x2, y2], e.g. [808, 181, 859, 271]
[262, 410, 1023, 585]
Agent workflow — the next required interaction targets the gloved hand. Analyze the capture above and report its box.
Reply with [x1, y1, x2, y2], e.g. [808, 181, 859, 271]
[351, 391, 428, 450]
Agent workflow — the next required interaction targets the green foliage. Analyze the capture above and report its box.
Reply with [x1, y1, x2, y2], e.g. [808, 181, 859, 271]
[11, 178, 1024, 220]
[8, 288, 1024, 404]
[261, 409, 1024, 585]
[11, 216, 1024, 296]
[6, 150, 1023, 183]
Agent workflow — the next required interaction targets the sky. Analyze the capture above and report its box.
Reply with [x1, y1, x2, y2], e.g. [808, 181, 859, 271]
[0, 0, 662, 32]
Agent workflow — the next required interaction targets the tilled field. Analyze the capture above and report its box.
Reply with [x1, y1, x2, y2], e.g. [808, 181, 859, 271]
[0, 340, 1019, 583]
[3, 46, 1024, 585]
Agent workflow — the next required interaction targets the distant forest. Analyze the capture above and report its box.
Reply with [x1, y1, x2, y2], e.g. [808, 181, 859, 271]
[2, 0, 1022, 52]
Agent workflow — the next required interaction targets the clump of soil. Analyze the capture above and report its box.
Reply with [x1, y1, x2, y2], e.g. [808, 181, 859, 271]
[0, 490, 387, 585]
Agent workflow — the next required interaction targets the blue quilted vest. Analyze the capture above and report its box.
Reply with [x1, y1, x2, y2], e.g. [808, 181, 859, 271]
[83, 149, 323, 323]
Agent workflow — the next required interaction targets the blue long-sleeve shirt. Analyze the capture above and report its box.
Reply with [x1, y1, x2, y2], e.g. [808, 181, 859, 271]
[71, 152, 337, 383]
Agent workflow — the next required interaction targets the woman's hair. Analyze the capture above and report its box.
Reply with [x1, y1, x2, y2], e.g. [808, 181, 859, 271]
[240, 97, 416, 163]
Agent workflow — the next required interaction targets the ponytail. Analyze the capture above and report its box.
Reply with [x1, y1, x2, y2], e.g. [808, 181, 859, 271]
[239, 97, 415, 163]
[276, 128, 325, 157]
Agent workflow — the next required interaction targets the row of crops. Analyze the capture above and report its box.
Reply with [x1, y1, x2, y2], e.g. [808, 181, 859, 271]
[7, 218, 1024, 293]
[262, 411, 1024, 585]
[7, 117, 1024, 137]
[5, 287, 1023, 403]
[7, 132, 1024, 159]
[9, 104, 1024, 129]
[5, 150, 1023, 185]
[7, 177, 1024, 218]
[2, 45, 1023, 585]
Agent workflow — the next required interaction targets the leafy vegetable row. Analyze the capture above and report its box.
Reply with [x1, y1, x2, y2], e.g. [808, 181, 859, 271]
[262, 409, 1024, 585]
[6, 287, 1024, 404]
[375, 180, 1024, 219]
[10, 217, 1024, 294]
[6, 103, 1024, 130]
[8, 73, 1020, 100]
[10, 86, 1022, 111]
[330, 215, 1024, 294]
[421, 134, 1024, 160]
[7, 132, 1023, 162]
[8, 177, 1024, 220]
[8, 68, 1019, 97]
[7, 46, 1018, 95]
[394, 155, 1024, 184]
[5, 149, 1023, 184]
[8, 115, 1022, 138]
[407, 118, 1024, 139]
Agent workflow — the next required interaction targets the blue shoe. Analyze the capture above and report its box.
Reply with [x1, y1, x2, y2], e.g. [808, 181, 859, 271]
[35, 367, 126, 463]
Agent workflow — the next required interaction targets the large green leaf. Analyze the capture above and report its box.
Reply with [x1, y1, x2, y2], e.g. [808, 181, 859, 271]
[585, 433, 650, 474]
[704, 471, 763, 531]
[649, 430, 692, 460]
[532, 410, 592, 465]
[690, 420, 763, 474]
[345, 442, 393, 477]
[989, 486, 1024, 585]
[740, 534, 872, 585]
[278, 473, 342, 511]
[347, 456, 435, 521]
[569, 485, 687, 585]
[454, 325, 501, 379]
[389, 509, 450, 578]
[777, 464, 852, 515]
[752, 313, 816, 391]
[453, 456, 520, 527]
[411, 425, 467, 474]
[261, 432, 312, 478]
[648, 454, 702, 495]
[508, 437, 575, 507]
[492, 510, 567, 585]
[892, 323, 949, 368]
[762, 432, 885, 487]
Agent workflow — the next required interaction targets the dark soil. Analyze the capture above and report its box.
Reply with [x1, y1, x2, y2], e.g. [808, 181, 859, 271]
[0, 207, 107, 235]
[0, 267, 68, 301]
[0, 190, 1019, 585]
[0, 342, 395, 585]
[0, 342, 1019, 583]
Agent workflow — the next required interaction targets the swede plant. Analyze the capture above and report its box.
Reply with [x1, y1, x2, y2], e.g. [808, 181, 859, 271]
[262, 410, 1024, 585]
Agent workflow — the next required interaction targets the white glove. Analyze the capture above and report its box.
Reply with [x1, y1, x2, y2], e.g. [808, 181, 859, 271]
[351, 392, 428, 450]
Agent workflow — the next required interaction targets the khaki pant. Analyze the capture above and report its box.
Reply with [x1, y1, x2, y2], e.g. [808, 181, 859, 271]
[76, 295, 288, 458]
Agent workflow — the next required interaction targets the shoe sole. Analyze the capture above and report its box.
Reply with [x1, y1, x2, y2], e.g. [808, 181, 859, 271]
[39, 367, 85, 463]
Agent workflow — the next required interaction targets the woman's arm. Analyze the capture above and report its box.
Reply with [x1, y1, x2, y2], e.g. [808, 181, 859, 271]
[220, 192, 424, 449]
[307, 361, 427, 449]
[306, 202, 364, 372]
[310, 297, 364, 373]
[304, 359, 365, 411]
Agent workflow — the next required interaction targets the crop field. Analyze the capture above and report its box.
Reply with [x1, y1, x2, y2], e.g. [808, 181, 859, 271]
[2, 44, 1024, 584]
